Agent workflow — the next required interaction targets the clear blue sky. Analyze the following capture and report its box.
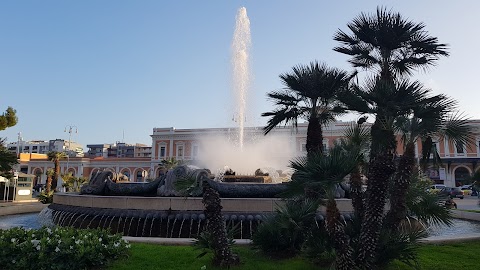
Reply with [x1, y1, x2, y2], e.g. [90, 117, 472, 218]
[1, 1, 478, 149]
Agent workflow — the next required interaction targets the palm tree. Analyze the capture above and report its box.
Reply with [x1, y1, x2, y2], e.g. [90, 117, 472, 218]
[289, 146, 361, 270]
[45, 168, 54, 193]
[47, 151, 67, 191]
[336, 121, 370, 221]
[386, 112, 473, 229]
[334, 7, 448, 81]
[262, 61, 351, 157]
[335, 7, 450, 267]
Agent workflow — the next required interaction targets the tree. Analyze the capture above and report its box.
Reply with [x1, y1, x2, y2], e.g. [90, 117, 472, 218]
[45, 168, 54, 193]
[61, 172, 89, 192]
[47, 151, 67, 191]
[335, 7, 449, 267]
[334, 7, 448, 81]
[262, 61, 351, 157]
[0, 107, 18, 179]
[288, 146, 361, 270]
[336, 122, 370, 221]
[201, 180, 240, 267]
[0, 139, 17, 179]
[385, 111, 473, 229]
[0, 107, 17, 131]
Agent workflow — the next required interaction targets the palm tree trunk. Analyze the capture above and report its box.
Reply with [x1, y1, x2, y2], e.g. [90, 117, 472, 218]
[349, 166, 364, 221]
[326, 198, 355, 270]
[306, 117, 323, 157]
[356, 119, 396, 268]
[52, 159, 60, 191]
[202, 180, 240, 267]
[46, 175, 52, 193]
[385, 142, 415, 229]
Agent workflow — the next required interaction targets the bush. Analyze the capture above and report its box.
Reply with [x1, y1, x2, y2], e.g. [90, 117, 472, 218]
[0, 226, 130, 270]
[37, 190, 54, 204]
[252, 199, 320, 257]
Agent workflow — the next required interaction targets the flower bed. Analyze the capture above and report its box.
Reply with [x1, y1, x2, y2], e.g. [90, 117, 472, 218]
[0, 226, 130, 270]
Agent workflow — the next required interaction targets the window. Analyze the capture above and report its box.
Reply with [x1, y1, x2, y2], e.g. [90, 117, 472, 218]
[456, 142, 465, 155]
[136, 171, 143, 182]
[430, 139, 440, 158]
[177, 145, 184, 159]
[159, 146, 166, 159]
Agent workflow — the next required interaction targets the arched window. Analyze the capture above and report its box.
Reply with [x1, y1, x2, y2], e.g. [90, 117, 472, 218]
[454, 167, 470, 186]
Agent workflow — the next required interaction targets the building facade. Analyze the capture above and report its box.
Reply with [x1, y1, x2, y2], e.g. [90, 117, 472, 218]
[7, 139, 83, 157]
[14, 120, 480, 188]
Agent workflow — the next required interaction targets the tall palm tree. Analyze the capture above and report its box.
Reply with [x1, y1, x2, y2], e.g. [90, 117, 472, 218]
[335, 7, 450, 267]
[47, 151, 67, 191]
[262, 61, 351, 157]
[334, 7, 448, 81]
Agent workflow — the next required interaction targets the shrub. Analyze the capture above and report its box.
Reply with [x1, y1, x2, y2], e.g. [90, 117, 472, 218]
[0, 226, 130, 270]
[252, 199, 319, 257]
[37, 190, 54, 204]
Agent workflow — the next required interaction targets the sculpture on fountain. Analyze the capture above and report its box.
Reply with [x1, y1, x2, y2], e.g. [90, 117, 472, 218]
[80, 165, 293, 198]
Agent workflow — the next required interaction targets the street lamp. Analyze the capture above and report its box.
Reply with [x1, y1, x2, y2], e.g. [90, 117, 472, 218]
[64, 125, 78, 174]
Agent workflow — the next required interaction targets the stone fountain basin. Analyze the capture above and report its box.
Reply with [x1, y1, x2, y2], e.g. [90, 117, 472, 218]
[53, 193, 353, 213]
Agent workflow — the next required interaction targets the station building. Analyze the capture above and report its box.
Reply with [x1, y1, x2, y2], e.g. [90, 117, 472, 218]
[14, 120, 480, 188]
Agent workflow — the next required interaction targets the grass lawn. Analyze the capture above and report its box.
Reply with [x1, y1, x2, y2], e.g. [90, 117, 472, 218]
[109, 241, 480, 270]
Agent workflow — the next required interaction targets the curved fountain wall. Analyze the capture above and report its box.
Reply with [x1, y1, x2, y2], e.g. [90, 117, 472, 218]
[49, 193, 353, 239]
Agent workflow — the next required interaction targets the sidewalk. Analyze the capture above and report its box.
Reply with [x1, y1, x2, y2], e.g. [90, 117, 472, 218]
[0, 201, 48, 216]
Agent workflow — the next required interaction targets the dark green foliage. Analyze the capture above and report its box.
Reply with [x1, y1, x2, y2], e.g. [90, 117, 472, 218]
[37, 190, 54, 204]
[252, 199, 319, 257]
[174, 173, 203, 197]
[286, 146, 361, 198]
[0, 107, 17, 131]
[406, 173, 452, 227]
[334, 7, 449, 79]
[202, 181, 240, 267]
[373, 226, 427, 270]
[0, 139, 18, 179]
[193, 226, 237, 259]
[262, 61, 351, 156]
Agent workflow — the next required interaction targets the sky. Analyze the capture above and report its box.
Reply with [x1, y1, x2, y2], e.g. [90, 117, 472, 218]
[1, 1, 479, 149]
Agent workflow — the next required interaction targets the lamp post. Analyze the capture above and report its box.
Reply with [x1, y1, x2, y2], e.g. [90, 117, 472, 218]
[64, 125, 78, 174]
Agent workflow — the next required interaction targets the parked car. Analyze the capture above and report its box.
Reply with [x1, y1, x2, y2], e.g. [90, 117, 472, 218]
[460, 185, 473, 196]
[439, 187, 464, 199]
[428, 184, 446, 193]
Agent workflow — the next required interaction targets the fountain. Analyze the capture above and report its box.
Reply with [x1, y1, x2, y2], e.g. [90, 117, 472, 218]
[232, 6, 251, 151]
[45, 7, 351, 238]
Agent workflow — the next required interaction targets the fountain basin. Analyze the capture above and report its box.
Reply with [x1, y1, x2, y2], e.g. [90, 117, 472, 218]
[53, 193, 353, 213]
[49, 193, 354, 238]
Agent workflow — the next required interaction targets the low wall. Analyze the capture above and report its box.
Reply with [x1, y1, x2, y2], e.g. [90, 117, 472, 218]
[53, 193, 354, 213]
[0, 202, 48, 216]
